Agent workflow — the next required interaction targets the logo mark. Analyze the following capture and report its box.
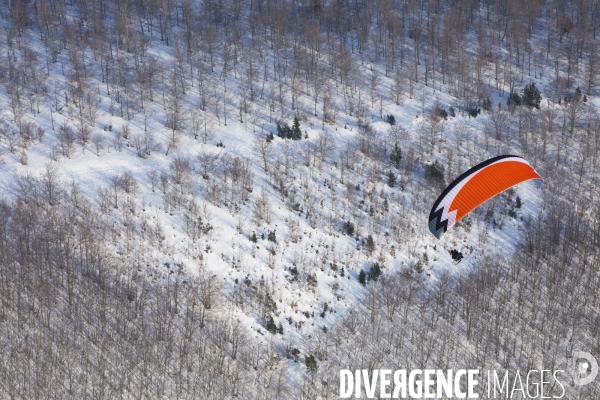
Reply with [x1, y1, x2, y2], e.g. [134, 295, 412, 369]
[572, 351, 598, 386]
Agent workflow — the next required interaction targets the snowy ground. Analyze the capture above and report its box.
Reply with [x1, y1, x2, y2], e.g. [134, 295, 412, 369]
[0, 2, 597, 387]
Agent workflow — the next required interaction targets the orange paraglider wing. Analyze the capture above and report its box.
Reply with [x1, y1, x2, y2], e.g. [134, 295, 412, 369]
[428, 155, 543, 239]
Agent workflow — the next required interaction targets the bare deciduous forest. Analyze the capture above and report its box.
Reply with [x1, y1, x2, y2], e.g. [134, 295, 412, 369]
[0, 0, 599, 398]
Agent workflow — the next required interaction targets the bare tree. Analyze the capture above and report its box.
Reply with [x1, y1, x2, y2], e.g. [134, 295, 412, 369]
[322, 89, 337, 124]
[252, 136, 274, 172]
[197, 265, 223, 328]
[109, 174, 123, 208]
[120, 171, 139, 196]
[277, 139, 296, 176]
[91, 133, 105, 156]
[58, 124, 76, 158]
[134, 131, 160, 158]
[42, 162, 61, 206]
[390, 67, 406, 105]
[485, 106, 509, 141]
[147, 170, 158, 192]
[585, 40, 599, 95]
[563, 95, 584, 134]
[314, 131, 335, 170]
[165, 95, 185, 154]
[188, 108, 214, 144]
[170, 156, 192, 186]
[196, 146, 222, 179]
[248, 104, 262, 133]
[113, 129, 124, 152]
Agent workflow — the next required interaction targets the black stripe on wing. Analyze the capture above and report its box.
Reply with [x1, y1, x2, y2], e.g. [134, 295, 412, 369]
[427, 155, 522, 239]
[428, 207, 448, 239]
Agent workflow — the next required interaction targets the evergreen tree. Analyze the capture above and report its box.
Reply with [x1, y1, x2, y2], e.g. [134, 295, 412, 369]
[366, 234, 375, 255]
[305, 354, 318, 375]
[523, 83, 542, 108]
[276, 122, 284, 138]
[368, 262, 382, 282]
[415, 260, 424, 274]
[573, 87, 583, 102]
[425, 160, 445, 189]
[435, 107, 448, 120]
[387, 171, 396, 187]
[359, 270, 366, 286]
[292, 117, 302, 140]
[507, 91, 522, 107]
[482, 98, 492, 111]
[448, 106, 456, 117]
[266, 315, 277, 334]
[291, 348, 300, 362]
[390, 143, 402, 169]
[250, 232, 257, 242]
[320, 302, 329, 318]
[277, 119, 302, 140]
[515, 196, 522, 209]
[343, 220, 355, 236]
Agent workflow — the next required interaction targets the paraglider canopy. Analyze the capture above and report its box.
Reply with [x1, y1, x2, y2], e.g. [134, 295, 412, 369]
[428, 155, 543, 239]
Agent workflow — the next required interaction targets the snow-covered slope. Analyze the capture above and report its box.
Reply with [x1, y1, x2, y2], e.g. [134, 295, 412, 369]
[0, 0, 599, 398]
